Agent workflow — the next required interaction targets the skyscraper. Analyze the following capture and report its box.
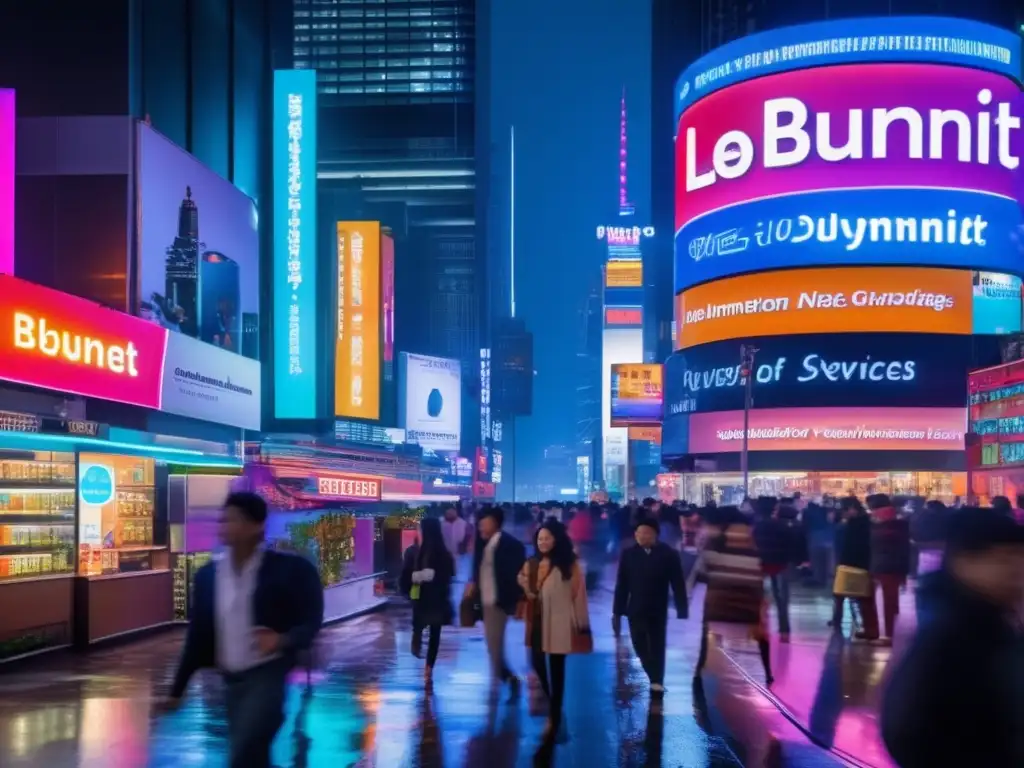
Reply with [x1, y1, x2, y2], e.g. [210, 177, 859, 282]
[164, 187, 203, 338]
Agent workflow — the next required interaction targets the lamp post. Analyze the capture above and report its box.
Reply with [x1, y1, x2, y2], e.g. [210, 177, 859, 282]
[740, 344, 758, 499]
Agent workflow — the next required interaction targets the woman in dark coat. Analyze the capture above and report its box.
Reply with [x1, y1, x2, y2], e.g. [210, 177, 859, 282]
[831, 496, 873, 634]
[401, 516, 455, 686]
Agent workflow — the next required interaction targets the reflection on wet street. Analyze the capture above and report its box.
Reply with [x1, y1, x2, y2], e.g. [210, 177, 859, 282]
[0, 587, 756, 767]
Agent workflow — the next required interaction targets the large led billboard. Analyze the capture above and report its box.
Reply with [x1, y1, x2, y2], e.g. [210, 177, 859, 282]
[136, 124, 260, 361]
[0, 89, 12, 275]
[675, 267, 1021, 349]
[606, 260, 643, 288]
[673, 18, 1023, 293]
[399, 352, 462, 453]
[686, 407, 966, 453]
[0, 274, 260, 430]
[335, 221, 381, 421]
[664, 332, 993, 415]
[273, 69, 318, 419]
[611, 364, 663, 427]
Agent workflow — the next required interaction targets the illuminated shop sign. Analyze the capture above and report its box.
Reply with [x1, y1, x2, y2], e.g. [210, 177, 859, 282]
[316, 475, 382, 500]
[674, 57, 1022, 292]
[597, 225, 654, 246]
[604, 306, 643, 327]
[684, 406, 967, 454]
[674, 17, 1021, 119]
[675, 267, 1020, 349]
[273, 69, 318, 419]
[664, 332, 985, 414]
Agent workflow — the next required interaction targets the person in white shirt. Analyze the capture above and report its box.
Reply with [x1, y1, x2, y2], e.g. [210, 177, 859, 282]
[442, 506, 470, 559]
[467, 506, 526, 693]
[163, 492, 324, 768]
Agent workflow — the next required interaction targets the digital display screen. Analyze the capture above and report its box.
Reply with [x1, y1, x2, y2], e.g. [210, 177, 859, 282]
[675, 267, 1021, 349]
[335, 221, 381, 421]
[606, 260, 643, 288]
[610, 364, 663, 426]
[664, 332, 994, 415]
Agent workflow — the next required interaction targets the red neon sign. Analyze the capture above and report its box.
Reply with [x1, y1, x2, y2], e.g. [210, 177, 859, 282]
[316, 475, 382, 500]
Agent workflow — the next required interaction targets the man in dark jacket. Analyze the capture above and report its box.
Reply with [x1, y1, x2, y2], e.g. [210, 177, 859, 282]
[613, 517, 688, 696]
[468, 505, 526, 693]
[867, 493, 911, 645]
[753, 496, 796, 641]
[881, 508, 1024, 767]
[163, 492, 324, 768]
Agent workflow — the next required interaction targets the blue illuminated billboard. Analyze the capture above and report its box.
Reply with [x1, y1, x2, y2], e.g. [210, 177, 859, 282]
[273, 69, 318, 419]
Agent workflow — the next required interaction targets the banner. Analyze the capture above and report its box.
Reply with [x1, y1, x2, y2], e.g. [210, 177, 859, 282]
[335, 221, 381, 420]
[611, 364, 663, 426]
[675, 267, 979, 349]
[273, 69, 318, 419]
[687, 406, 966, 453]
[399, 352, 461, 452]
[0, 275, 260, 430]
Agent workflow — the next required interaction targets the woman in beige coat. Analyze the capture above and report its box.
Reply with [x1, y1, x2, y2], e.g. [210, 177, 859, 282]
[518, 518, 592, 742]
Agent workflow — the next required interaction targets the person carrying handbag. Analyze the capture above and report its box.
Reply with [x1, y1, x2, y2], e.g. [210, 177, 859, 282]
[832, 497, 878, 639]
[517, 518, 592, 744]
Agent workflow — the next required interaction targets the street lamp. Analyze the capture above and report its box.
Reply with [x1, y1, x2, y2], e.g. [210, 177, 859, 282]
[740, 344, 758, 499]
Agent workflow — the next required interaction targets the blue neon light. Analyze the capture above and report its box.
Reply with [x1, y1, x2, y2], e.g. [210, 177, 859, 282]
[675, 17, 1022, 123]
[273, 69, 319, 419]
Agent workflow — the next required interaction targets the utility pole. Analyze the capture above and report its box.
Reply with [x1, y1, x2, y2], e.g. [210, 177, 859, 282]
[740, 344, 758, 499]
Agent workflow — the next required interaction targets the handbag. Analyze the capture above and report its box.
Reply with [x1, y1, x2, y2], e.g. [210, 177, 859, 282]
[459, 593, 482, 627]
[833, 565, 872, 598]
[571, 624, 593, 654]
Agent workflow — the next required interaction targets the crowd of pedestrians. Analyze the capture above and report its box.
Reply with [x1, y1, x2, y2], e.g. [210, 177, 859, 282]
[159, 489, 1024, 766]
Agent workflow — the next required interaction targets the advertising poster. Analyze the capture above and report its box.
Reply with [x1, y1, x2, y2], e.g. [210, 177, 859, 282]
[686, 406, 967, 453]
[611, 364, 663, 426]
[136, 125, 260, 360]
[973, 271, 1023, 335]
[664, 332, 999, 415]
[273, 69, 318, 419]
[77, 454, 155, 576]
[399, 352, 461, 453]
[335, 221, 381, 421]
[675, 267, 977, 349]
[0, 274, 260, 430]
[0, 89, 12, 275]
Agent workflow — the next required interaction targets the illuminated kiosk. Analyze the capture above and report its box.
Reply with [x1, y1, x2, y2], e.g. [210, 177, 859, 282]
[663, 17, 1023, 505]
[599, 89, 655, 500]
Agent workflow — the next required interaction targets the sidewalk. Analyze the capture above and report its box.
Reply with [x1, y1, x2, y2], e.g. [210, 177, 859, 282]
[713, 584, 917, 768]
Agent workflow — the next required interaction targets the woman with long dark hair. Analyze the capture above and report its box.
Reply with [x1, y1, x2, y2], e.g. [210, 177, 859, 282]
[400, 516, 455, 686]
[517, 518, 592, 743]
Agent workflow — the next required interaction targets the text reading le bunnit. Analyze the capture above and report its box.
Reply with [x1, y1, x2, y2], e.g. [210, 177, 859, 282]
[12, 313, 141, 376]
[685, 90, 1020, 192]
[685, 289, 954, 324]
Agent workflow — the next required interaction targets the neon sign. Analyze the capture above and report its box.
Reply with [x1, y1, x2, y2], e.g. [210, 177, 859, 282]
[597, 225, 654, 246]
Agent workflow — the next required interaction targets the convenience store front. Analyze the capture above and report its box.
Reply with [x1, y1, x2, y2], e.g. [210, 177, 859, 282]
[0, 425, 241, 660]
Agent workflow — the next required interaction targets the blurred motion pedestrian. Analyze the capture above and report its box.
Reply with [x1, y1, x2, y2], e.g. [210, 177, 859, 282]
[468, 506, 526, 695]
[401, 516, 455, 687]
[695, 505, 773, 686]
[881, 507, 1024, 767]
[518, 518, 592, 742]
[831, 497, 875, 639]
[612, 517, 688, 697]
[753, 496, 797, 642]
[162, 491, 324, 768]
[867, 493, 911, 646]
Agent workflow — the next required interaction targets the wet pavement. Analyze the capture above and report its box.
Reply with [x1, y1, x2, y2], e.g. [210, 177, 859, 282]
[719, 583, 915, 768]
[0, 568, 856, 768]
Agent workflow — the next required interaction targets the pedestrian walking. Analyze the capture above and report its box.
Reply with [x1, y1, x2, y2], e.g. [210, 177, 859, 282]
[401, 517, 455, 687]
[162, 491, 324, 768]
[518, 518, 592, 742]
[694, 505, 773, 686]
[613, 517, 688, 697]
[752, 496, 796, 642]
[467, 505, 526, 694]
[881, 507, 1024, 767]
[867, 493, 911, 646]
[831, 497, 875, 638]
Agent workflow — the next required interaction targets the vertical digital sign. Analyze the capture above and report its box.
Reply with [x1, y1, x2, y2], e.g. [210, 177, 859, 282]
[382, 231, 395, 375]
[0, 89, 13, 275]
[273, 70, 318, 419]
[335, 221, 381, 420]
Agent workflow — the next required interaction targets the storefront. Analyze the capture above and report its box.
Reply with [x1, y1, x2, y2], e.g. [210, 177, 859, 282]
[0, 425, 241, 660]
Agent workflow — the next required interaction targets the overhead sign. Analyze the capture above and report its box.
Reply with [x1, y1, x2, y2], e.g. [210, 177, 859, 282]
[273, 69, 318, 419]
[611, 363, 663, 427]
[0, 275, 260, 430]
[606, 260, 643, 288]
[316, 475, 382, 500]
[675, 267, 982, 349]
[686, 406, 967, 453]
[335, 221, 381, 421]
[665, 332, 991, 415]
[399, 352, 462, 453]
[674, 60, 1022, 292]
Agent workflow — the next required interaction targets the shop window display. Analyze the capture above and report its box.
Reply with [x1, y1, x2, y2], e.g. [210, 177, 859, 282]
[0, 450, 76, 580]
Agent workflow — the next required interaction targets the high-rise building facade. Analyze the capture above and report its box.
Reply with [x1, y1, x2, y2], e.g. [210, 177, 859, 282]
[284, 0, 481, 445]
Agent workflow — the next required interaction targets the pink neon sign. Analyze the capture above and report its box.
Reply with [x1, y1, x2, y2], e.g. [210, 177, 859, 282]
[0, 89, 13, 275]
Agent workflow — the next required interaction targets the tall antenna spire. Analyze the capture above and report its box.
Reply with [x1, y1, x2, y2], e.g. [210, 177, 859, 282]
[618, 86, 634, 216]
